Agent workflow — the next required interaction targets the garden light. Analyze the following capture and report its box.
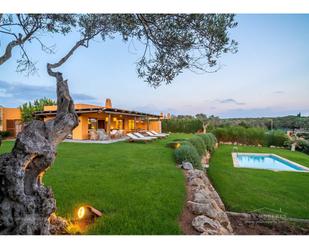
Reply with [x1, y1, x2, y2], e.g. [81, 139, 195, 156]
[77, 206, 86, 219]
[76, 205, 102, 223]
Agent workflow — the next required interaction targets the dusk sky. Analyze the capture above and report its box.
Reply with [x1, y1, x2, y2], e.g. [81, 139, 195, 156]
[0, 14, 308, 118]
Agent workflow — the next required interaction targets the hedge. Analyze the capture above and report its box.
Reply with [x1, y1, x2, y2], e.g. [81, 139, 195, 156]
[162, 118, 203, 133]
[173, 133, 218, 169]
[188, 136, 206, 156]
[264, 130, 289, 147]
[174, 143, 202, 169]
[198, 133, 217, 152]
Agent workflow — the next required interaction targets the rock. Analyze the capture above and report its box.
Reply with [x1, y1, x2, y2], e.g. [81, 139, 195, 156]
[182, 161, 193, 170]
[188, 169, 204, 178]
[188, 178, 205, 188]
[202, 227, 231, 235]
[193, 189, 211, 204]
[187, 201, 219, 218]
[216, 211, 233, 232]
[201, 229, 220, 235]
[49, 213, 69, 235]
[192, 215, 221, 233]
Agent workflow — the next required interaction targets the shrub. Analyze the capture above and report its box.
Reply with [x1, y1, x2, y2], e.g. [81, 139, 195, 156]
[162, 118, 203, 133]
[264, 130, 289, 147]
[213, 126, 266, 145]
[0, 131, 11, 138]
[188, 136, 206, 156]
[208, 133, 217, 146]
[174, 143, 201, 169]
[296, 140, 309, 155]
[198, 133, 216, 152]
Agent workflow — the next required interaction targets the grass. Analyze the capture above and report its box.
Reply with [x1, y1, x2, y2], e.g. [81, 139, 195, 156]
[208, 144, 309, 219]
[0, 133, 191, 235]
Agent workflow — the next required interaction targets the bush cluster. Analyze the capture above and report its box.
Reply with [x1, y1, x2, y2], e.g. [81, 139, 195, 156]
[198, 133, 217, 152]
[264, 130, 289, 147]
[0, 131, 11, 138]
[212, 126, 289, 147]
[296, 140, 309, 155]
[162, 118, 203, 133]
[213, 126, 265, 145]
[174, 143, 202, 169]
[174, 132, 217, 169]
[188, 136, 206, 156]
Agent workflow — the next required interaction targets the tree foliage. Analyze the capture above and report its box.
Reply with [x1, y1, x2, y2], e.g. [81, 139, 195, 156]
[19, 97, 56, 122]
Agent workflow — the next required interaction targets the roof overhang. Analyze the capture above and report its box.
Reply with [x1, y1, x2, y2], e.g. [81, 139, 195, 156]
[34, 107, 161, 119]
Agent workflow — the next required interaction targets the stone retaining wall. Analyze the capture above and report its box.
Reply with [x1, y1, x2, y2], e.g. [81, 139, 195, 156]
[184, 168, 234, 235]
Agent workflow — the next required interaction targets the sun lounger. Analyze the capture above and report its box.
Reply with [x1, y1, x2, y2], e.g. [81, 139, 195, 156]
[150, 130, 169, 137]
[145, 131, 166, 138]
[134, 132, 157, 140]
[127, 133, 154, 142]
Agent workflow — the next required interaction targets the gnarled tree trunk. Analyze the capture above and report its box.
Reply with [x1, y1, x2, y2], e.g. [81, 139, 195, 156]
[0, 69, 78, 234]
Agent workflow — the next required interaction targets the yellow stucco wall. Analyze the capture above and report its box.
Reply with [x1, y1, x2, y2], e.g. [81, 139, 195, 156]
[0, 107, 21, 131]
[72, 115, 89, 140]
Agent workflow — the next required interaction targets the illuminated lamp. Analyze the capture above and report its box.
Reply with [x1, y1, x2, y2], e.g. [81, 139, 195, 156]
[76, 205, 102, 223]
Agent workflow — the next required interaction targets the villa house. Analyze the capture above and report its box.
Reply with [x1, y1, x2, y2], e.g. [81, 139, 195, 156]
[34, 98, 162, 140]
[0, 106, 22, 137]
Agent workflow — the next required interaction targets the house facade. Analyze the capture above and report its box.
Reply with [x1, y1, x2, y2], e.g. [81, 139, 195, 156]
[34, 98, 162, 140]
[0, 106, 22, 137]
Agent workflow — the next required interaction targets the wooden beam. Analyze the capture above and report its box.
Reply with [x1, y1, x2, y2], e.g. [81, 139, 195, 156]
[147, 116, 150, 130]
[107, 114, 111, 135]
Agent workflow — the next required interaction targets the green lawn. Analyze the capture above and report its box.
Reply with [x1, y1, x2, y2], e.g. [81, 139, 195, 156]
[0, 134, 191, 235]
[208, 144, 309, 219]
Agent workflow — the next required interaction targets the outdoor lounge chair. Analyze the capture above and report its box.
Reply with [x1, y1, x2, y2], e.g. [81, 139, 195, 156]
[145, 131, 166, 138]
[127, 133, 155, 142]
[134, 132, 157, 140]
[150, 130, 169, 137]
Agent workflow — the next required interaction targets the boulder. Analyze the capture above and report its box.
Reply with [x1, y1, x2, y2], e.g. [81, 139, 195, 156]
[192, 215, 221, 233]
[193, 189, 211, 204]
[182, 161, 194, 170]
[188, 178, 205, 188]
[187, 201, 219, 219]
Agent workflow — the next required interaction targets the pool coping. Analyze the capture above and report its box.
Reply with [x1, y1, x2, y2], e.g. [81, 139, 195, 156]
[231, 152, 309, 172]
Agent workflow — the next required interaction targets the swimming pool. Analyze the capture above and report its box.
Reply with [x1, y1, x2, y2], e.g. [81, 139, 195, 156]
[232, 153, 309, 172]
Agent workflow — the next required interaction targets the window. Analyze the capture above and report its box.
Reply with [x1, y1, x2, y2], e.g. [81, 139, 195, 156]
[88, 118, 98, 130]
[128, 120, 135, 130]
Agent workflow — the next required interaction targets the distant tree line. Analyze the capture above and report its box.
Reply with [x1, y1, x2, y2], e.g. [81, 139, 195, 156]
[162, 113, 309, 133]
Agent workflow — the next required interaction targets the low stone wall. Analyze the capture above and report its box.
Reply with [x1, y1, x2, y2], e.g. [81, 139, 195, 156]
[184, 168, 234, 235]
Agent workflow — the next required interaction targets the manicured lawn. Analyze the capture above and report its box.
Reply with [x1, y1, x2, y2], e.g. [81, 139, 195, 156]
[0, 133, 191, 235]
[208, 144, 309, 219]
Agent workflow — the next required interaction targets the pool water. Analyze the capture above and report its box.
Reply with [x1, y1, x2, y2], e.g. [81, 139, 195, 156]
[234, 153, 309, 172]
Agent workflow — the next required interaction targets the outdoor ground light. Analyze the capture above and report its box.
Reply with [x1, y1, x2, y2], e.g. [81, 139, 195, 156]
[76, 205, 102, 224]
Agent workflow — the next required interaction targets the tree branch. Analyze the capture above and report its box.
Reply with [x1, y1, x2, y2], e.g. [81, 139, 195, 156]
[0, 27, 38, 66]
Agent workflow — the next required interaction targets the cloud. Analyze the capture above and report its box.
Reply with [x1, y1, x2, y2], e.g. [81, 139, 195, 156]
[0, 80, 97, 107]
[215, 98, 246, 105]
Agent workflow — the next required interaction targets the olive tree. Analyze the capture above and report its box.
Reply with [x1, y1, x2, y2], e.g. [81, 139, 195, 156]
[0, 14, 237, 234]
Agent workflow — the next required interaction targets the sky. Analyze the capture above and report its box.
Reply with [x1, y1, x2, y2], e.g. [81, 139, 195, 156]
[0, 14, 309, 118]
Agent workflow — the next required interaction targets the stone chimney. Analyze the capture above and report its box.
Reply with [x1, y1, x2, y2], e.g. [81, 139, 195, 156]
[105, 98, 112, 108]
